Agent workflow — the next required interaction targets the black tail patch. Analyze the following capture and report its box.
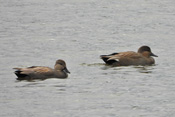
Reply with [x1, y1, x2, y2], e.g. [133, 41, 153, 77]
[14, 70, 29, 81]
[100, 53, 119, 65]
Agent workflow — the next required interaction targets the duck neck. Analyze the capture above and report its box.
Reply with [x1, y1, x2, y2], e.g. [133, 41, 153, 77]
[54, 64, 63, 71]
[141, 51, 151, 58]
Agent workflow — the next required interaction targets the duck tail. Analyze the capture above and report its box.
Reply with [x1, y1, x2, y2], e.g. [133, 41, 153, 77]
[13, 68, 29, 81]
[100, 53, 119, 65]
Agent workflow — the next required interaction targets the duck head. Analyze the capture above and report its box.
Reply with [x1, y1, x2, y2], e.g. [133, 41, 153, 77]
[138, 46, 158, 57]
[54, 59, 70, 74]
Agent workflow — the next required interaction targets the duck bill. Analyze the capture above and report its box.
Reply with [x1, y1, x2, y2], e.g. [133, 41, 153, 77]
[151, 53, 158, 57]
[63, 67, 70, 74]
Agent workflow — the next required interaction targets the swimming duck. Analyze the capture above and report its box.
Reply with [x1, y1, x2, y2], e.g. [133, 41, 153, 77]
[13, 59, 70, 80]
[100, 46, 158, 66]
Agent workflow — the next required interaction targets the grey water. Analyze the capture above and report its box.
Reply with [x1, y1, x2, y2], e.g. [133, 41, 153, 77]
[0, 0, 175, 117]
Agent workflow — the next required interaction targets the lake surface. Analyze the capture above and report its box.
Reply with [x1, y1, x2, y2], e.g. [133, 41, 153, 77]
[0, 0, 175, 117]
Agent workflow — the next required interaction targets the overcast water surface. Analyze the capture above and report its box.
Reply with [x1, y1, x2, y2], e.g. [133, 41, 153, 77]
[0, 0, 175, 117]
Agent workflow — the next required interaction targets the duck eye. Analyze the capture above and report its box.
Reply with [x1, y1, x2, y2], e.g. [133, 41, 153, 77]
[59, 63, 64, 66]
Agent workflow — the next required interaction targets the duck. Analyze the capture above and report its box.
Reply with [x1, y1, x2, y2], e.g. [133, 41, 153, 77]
[13, 59, 70, 81]
[100, 46, 158, 66]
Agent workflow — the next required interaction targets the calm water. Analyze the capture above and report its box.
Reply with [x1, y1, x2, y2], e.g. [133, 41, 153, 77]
[0, 0, 175, 117]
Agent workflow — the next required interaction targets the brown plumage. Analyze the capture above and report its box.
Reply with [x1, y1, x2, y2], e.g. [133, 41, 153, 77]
[100, 46, 158, 66]
[13, 59, 70, 81]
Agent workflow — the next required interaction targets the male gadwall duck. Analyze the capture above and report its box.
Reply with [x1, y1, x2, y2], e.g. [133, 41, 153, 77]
[100, 46, 158, 66]
[13, 59, 70, 80]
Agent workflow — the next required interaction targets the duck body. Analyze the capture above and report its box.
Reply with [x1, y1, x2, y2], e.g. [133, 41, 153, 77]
[14, 59, 70, 81]
[100, 46, 158, 66]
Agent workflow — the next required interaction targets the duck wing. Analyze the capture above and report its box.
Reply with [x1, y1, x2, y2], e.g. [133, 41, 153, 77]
[101, 51, 142, 65]
[107, 51, 142, 61]
[14, 66, 54, 80]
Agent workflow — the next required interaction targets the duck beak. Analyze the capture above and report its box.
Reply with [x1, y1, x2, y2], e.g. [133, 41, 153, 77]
[151, 53, 158, 57]
[63, 67, 70, 74]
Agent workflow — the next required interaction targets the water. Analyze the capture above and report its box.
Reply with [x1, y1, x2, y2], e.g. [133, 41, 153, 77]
[0, 0, 175, 117]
